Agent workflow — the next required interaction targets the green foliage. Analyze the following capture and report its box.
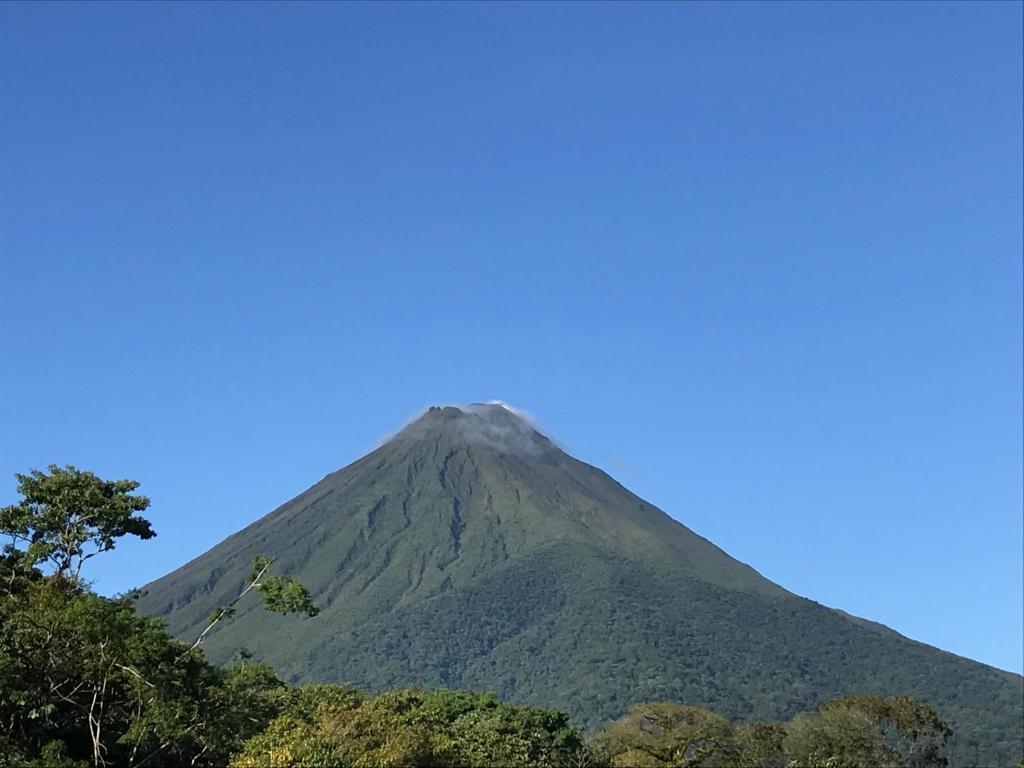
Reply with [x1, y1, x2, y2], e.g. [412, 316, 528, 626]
[595, 698, 953, 768]
[0, 576, 287, 766]
[1, 456, 1016, 768]
[785, 706, 903, 768]
[250, 555, 319, 618]
[230, 687, 587, 768]
[285, 683, 366, 717]
[0, 465, 153, 580]
[735, 722, 787, 768]
[0, 560, 961, 768]
[782, 696, 952, 768]
[0, 467, 313, 768]
[819, 696, 952, 768]
[0, 737, 88, 768]
[187, 554, 321, 656]
[596, 703, 741, 767]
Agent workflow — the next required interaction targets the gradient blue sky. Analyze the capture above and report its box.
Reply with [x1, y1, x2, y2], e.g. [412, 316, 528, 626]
[1, 2, 1021, 674]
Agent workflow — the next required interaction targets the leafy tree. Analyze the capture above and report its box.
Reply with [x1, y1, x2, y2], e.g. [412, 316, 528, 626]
[783, 696, 951, 768]
[0, 573, 290, 767]
[819, 696, 951, 768]
[422, 689, 585, 767]
[596, 702, 741, 767]
[227, 684, 366, 767]
[784, 705, 903, 768]
[0, 466, 153, 581]
[0, 467, 315, 768]
[736, 721, 787, 768]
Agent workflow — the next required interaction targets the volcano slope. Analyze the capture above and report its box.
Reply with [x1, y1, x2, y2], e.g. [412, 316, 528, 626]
[137, 404, 1023, 766]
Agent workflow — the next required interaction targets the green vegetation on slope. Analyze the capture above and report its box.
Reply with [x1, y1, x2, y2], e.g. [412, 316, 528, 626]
[280, 539, 1021, 766]
[2, 463, 1020, 768]
[135, 406, 1024, 767]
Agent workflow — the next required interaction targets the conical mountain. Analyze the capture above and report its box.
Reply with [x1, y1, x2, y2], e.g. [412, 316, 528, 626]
[138, 404, 1023, 766]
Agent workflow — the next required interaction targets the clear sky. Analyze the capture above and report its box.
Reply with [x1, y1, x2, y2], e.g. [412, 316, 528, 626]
[1, 2, 1021, 674]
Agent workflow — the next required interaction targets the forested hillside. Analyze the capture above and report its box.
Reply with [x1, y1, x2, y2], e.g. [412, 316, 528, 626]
[137, 405, 1024, 767]
[0, 468, 979, 768]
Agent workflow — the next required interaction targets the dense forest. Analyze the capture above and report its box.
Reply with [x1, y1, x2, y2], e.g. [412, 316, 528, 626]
[0, 466, 1018, 767]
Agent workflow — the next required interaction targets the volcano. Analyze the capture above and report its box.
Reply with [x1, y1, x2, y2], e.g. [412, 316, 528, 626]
[137, 403, 1023, 766]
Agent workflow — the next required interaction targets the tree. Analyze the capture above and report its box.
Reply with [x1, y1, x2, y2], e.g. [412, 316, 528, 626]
[819, 696, 951, 768]
[783, 696, 951, 768]
[0, 466, 153, 581]
[0, 556, 296, 767]
[736, 722, 787, 768]
[784, 706, 903, 768]
[596, 703, 741, 767]
[0, 467, 317, 768]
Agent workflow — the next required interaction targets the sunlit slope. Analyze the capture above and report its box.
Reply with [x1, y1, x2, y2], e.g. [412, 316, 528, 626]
[138, 404, 1024, 767]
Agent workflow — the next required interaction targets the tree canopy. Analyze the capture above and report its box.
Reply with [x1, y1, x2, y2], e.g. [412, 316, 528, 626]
[595, 697, 953, 768]
[0, 466, 314, 767]
[1, 465, 153, 581]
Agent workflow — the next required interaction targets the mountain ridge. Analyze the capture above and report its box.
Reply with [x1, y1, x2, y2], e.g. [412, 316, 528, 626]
[137, 403, 1024, 767]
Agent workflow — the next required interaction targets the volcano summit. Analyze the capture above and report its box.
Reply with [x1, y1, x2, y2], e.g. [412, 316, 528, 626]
[138, 403, 1023, 766]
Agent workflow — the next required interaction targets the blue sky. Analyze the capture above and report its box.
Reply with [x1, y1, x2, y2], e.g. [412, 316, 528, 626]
[1, 2, 1021, 674]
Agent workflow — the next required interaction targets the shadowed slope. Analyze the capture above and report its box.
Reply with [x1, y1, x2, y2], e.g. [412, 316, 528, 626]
[137, 404, 1024, 767]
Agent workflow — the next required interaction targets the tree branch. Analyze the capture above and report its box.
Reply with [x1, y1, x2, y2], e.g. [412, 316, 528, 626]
[182, 558, 274, 657]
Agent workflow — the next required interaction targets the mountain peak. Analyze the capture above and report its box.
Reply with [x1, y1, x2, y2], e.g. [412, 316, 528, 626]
[391, 401, 554, 456]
